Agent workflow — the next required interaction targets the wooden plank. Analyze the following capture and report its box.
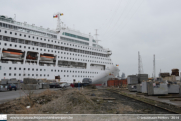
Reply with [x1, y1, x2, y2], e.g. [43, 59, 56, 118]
[103, 98, 116, 100]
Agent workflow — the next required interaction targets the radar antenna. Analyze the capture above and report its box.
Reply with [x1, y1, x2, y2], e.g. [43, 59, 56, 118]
[95, 29, 99, 39]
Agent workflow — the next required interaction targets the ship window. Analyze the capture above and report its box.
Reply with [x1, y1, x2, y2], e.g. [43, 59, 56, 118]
[24, 74, 26, 76]
[67, 75, 69, 77]
[51, 69, 53, 72]
[24, 46, 26, 48]
[10, 44, 12, 46]
[28, 74, 30, 76]
[47, 74, 49, 77]
[19, 74, 21, 76]
[37, 37, 38, 39]
[33, 36, 34, 39]
[4, 43, 7, 46]
[5, 31, 7, 33]
[36, 69, 38, 71]
[29, 36, 30, 38]
[10, 32, 12, 34]
[32, 74, 34, 76]
[4, 73, 6, 76]
[32, 68, 34, 71]
[64, 75, 65, 77]
[14, 67, 16, 70]
[40, 38, 42, 40]
[61, 70, 63, 72]
[14, 73, 16, 76]
[20, 34, 21, 36]
[9, 73, 11, 76]
[0, 30, 1, 32]
[44, 74, 46, 77]
[9, 67, 11, 70]
[48, 40, 50, 42]
[40, 74, 42, 76]
[44, 39, 46, 41]
[19, 45, 21, 48]
[15, 33, 17, 35]
[28, 47, 30, 49]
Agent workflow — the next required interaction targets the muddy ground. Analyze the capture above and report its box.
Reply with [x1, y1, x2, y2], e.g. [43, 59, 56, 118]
[0, 87, 173, 114]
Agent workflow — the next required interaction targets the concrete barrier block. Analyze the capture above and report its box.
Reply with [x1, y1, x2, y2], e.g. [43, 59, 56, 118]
[128, 84, 137, 92]
[23, 78, 37, 84]
[168, 84, 179, 93]
[137, 84, 142, 92]
[22, 84, 39, 90]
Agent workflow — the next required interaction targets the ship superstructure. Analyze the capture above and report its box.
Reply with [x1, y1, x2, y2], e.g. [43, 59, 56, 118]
[0, 14, 119, 84]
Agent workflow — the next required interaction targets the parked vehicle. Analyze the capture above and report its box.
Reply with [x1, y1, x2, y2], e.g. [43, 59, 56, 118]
[60, 83, 70, 88]
[82, 78, 92, 84]
[49, 83, 60, 88]
[0, 85, 8, 92]
[7, 84, 17, 91]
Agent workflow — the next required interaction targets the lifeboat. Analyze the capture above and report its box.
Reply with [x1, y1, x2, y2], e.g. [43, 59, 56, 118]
[40, 55, 54, 61]
[2, 51, 22, 58]
[26, 55, 36, 60]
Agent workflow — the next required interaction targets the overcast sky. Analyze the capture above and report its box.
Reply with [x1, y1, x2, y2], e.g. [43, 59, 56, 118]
[1, 0, 181, 77]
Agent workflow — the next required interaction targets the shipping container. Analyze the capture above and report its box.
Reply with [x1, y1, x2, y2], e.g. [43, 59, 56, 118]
[107, 79, 127, 87]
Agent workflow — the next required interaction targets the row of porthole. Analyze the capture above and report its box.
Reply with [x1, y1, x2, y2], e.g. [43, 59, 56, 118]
[3, 73, 49, 77]
[3, 73, 95, 78]
[1, 29, 105, 52]
[8, 67, 99, 74]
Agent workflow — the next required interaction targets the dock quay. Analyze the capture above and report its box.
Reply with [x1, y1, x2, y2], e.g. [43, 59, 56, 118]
[108, 88, 181, 114]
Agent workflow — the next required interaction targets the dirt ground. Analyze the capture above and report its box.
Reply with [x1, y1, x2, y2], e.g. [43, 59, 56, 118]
[0, 87, 173, 114]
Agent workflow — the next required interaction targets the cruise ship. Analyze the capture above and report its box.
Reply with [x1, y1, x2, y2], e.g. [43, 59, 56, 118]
[0, 13, 119, 84]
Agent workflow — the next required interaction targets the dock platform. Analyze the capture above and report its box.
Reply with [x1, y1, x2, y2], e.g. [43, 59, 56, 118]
[108, 88, 181, 114]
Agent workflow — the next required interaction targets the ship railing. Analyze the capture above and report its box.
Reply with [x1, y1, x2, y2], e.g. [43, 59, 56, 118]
[0, 18, 57, 34]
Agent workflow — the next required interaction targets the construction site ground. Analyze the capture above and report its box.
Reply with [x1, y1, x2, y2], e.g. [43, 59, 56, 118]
[0, 87, 174, 114]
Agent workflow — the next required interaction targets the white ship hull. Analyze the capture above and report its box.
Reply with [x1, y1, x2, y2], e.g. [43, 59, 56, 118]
[0, 14, 120, 84]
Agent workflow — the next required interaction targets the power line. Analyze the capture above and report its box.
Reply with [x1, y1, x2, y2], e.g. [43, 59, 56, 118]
[98, 0, 120, 30]
[105, 0, 138, 37]
[108, 0, 144, 40]
[100, 0, 123, 34]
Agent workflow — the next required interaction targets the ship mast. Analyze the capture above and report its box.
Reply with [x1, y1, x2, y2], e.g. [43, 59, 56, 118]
[56, 12, 61, 31]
